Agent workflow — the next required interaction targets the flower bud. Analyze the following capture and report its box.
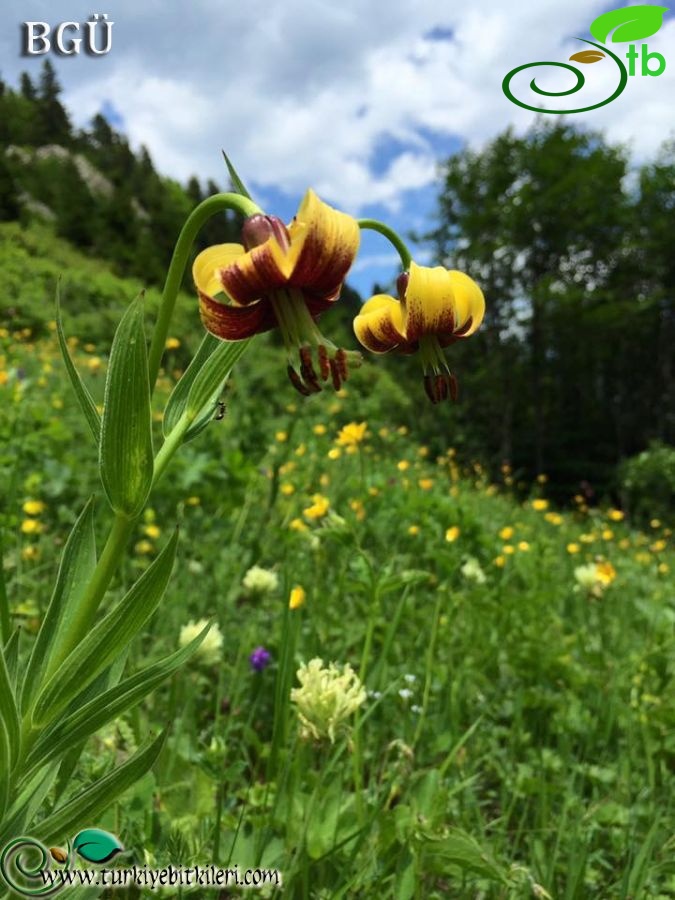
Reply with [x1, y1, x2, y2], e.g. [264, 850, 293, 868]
[241, 214, 291, 252]
[396, 271, 409, 301]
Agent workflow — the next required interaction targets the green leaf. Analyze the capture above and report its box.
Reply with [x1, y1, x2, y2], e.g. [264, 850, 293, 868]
[4, 628, 21, 689]
[21, 498, 97, 712]
[99, 295, 154, 517]
[420, 828, 508, 883]
[0, 764, 59, 849]
[222, 152, 254, 200]
[56, 283, 101, 444]
[589, 6, 668, 43]
[0, 639, 20, 770]
[0, 720, 10, 820]
[183, 339, 250, 427]
[34, 733, 165, 845]
[26, 626, 208, 771]
[163, 332, 222, 441]
[32, 530, 178, 727]
[73, 828, 124, 863]
[0, 529, 10, 646]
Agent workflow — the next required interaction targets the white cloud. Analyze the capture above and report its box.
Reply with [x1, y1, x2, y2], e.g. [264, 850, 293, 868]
[3, 0, 673, 215]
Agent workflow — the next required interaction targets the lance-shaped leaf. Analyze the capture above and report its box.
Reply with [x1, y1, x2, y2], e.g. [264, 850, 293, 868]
[0, 720, 10, 819]
[4, 628, 20, 689]
[32, 530, 178, 727]
[34, 733, 165, 846]
[163, 332, 223, 442]
[99, 295, 154, 517]
[183, 338, 249, 427]
[570, 50, 606, 63]
[56, 284, 101, 444]
[0, 764, 59, 849]
[222, 151, 254, 200]
[25, 625, 208, 771]
[590, 6, 668, 43]
[0, 641, 20, 770]
[21, 499, 97, 712]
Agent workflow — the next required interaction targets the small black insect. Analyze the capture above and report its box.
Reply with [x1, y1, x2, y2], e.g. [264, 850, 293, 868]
[215, 401, 226, 420]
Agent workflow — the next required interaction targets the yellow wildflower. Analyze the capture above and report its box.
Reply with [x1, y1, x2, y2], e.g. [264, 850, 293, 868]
[502, 544, 515, 555]
[408, 525, 420, 536]
[281, 483, 295, 496]
[135, 540, 154, 555]
[165, 337, 181, 350]
[601, 529, 614, 541]
[313, 424, 327, 435]
[304, 494, 330, 520]
[397, 460, 410, 472]
[275, 431, 288, 443]
[186, 496, 201, 506]
[650, 519, 661, 529]
[567, 543, 581, 554]
[418, 478, 434, 490]
[327, 448, 342, 460]
[650, 540, 667, 553]
[494, 555, 506, 568]
[22, 499, 46, 516]
[336, 422, 368, 447]
[21, 520, 43, 535]
[144, 524, 161, 540]
[517, 541, 530, 551]
[608, 509, 624, 522]
[21, 546, 40, 561]
[499, 526, 514, 541]
[445, 526, 460, 542]
[532, 499, 549, 511]
[545, 512, 563, 525]
[289, 518, 308, 532]
[289, 585, 306, 609]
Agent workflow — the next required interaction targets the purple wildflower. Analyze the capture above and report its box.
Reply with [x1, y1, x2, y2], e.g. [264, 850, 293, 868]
[249, 646, 272, 672]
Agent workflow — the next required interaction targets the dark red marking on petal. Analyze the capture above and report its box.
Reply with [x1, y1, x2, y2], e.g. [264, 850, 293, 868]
[199, 290, 276, 340]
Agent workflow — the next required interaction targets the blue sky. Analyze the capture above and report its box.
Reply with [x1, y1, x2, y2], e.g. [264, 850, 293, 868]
[1, 0, 674, 296]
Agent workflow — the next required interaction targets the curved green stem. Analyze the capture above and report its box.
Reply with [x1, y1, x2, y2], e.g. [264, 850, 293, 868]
[357, 219, 413, 271]
[148, 192, 262, 391]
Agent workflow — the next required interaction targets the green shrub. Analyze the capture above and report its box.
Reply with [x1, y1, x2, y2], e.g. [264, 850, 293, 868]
[618, 441, 675, 525]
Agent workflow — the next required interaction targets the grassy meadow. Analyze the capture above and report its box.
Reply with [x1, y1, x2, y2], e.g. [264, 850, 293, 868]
[1, 223, 674, 899]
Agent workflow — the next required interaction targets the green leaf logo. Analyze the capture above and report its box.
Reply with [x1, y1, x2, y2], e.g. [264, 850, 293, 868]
[589, 6, 669, 43]
[73, 829, 124, 864]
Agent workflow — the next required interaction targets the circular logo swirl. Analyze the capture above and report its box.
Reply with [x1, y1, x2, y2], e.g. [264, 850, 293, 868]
[0, 837, 70, 897]
[502, 39, 628, 113]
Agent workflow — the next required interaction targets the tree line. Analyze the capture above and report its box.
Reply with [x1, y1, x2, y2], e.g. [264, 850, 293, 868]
[0, 61, 238, 284]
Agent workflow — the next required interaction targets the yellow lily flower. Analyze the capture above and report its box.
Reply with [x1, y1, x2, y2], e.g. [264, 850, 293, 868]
[353, 262, 485, 403]
[194, 190, 360, 394]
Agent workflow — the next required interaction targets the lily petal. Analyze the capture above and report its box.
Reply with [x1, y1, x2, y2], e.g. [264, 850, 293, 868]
[218, 234, 292, 306]
[286, 190, 360, 297]
[198, 290, 277, 340]
[193, 244, 245, 301]
[446, 270, 485, 336]
[403, 263, 458, 344]
[353, 294, 408, 353]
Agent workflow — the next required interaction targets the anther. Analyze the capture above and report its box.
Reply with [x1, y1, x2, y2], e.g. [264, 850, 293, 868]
[287, 365, 312, 396]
